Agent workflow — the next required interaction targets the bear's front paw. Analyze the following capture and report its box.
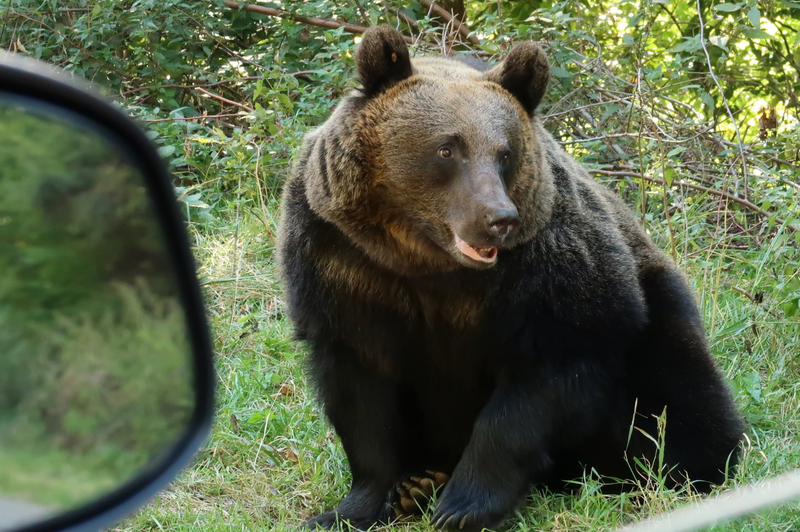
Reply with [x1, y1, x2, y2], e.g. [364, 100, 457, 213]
[394, 470, 451, 516]
[430, 480, 512, 531]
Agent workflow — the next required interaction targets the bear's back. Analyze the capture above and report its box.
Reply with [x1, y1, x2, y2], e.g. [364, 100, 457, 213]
[412, 56, 485, 81]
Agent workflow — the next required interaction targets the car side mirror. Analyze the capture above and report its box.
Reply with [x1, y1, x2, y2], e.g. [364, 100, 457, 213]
[0, 53, 214, 532]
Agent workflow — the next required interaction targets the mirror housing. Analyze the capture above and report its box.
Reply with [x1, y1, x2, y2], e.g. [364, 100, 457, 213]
[0, 52, 214, 532]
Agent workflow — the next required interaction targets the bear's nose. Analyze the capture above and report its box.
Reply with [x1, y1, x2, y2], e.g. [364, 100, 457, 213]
[486, 207, 519, 238]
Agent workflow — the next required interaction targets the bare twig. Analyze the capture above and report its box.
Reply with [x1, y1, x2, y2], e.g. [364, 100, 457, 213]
[249, 140, 273, 237]
[195, 87, 254, 113]
[590, 169, 797, 231]
[697, 0, 749, 199]
[389, 6, 439, 48]
[543, 95, 633, 120]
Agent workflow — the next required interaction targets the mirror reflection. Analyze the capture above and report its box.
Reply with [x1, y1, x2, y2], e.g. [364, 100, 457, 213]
[0, 98, 194, 530]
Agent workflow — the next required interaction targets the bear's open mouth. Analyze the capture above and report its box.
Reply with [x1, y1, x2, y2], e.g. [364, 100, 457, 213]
[455, 235, 498, 264]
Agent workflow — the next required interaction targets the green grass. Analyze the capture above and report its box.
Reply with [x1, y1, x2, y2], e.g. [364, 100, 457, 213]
[109, 194, 800, 532]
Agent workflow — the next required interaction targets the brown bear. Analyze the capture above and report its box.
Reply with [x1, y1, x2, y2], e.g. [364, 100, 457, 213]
[277, 25, 745, 532]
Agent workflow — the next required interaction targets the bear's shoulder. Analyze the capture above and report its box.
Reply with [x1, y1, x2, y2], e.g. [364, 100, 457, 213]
[494, 132, 654, 332]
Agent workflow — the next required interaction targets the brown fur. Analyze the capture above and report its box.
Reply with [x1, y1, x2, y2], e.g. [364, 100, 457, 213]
[278, 25, 743, 532]
[287, 36, 555, 288]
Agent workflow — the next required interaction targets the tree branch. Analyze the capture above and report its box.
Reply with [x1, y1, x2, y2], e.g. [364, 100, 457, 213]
[196, 87, 254, 113]
[420, 0, 479, 45]
[222, 1, 414, 44]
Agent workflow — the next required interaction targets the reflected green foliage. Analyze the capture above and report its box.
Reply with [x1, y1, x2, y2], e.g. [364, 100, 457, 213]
[0, 103, 193, 513]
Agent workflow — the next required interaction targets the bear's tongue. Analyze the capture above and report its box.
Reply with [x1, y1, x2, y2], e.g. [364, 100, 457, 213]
[455, 235, 498, 264]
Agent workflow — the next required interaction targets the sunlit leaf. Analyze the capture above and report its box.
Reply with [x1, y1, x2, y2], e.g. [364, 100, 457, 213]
[742, 28, 776, 40]
[713, 3, 744, 12]
[748, 6, 761, 29]
[709, 35, 729, 49]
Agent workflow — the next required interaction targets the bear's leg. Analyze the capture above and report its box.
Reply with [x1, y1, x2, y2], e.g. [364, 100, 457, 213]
[629, 266, 745, 491]
[305, 351, 405, 530]
[431, 360, 619, 532]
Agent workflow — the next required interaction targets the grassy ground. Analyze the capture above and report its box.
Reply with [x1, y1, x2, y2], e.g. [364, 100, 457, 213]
[111, 178, 800, 532]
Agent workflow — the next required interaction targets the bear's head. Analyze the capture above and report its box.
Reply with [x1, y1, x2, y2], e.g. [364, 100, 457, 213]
[304, 25, 555, 275]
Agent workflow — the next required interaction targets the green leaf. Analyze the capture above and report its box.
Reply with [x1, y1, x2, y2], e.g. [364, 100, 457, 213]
[748, 6, 761, 28]
[777, 0, 800, 7]
[246, 412, 265, 424]
[237, 313, 255, 324]
[664, 167, 675, 187]
[713, 3, 743, 12]
[671, 35, 702, 53]
[701, 91, 715, 109]
[181, 193, 209, 209]
[645, 65, 663, 80]
[550, 66, 573, 79]
[157, 145, 176, 157]
[623, 34, 634, 46]
[742, 28, 775, 40]
[742, 370, 762, 402]
[667, 146, 687, 158]
[275, 93, 294, 112]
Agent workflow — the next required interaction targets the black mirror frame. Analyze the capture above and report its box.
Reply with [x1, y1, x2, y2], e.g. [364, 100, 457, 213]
[0, 52, 215, 532]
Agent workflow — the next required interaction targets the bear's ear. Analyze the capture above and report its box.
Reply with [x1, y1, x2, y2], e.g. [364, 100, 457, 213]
[355, 25, 413, 97]
[484, 42, 550, 116]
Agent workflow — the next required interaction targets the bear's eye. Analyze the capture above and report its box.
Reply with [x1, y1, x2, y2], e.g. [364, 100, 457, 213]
[438, 147, 453, 159]
[501, 151, 511, 165]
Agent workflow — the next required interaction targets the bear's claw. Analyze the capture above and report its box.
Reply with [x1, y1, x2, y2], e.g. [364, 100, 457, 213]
[393, 470, 450, 517]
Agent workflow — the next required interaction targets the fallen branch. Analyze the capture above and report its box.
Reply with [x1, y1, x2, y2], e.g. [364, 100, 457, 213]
[589, 169, 797, 231]
[195, 87, 254, 113]
[222, 1, 414, 44]
[420, 0, 479, 45]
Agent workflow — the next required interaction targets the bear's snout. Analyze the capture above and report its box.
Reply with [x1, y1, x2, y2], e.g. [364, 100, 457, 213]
[485, 206, 519, 240]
